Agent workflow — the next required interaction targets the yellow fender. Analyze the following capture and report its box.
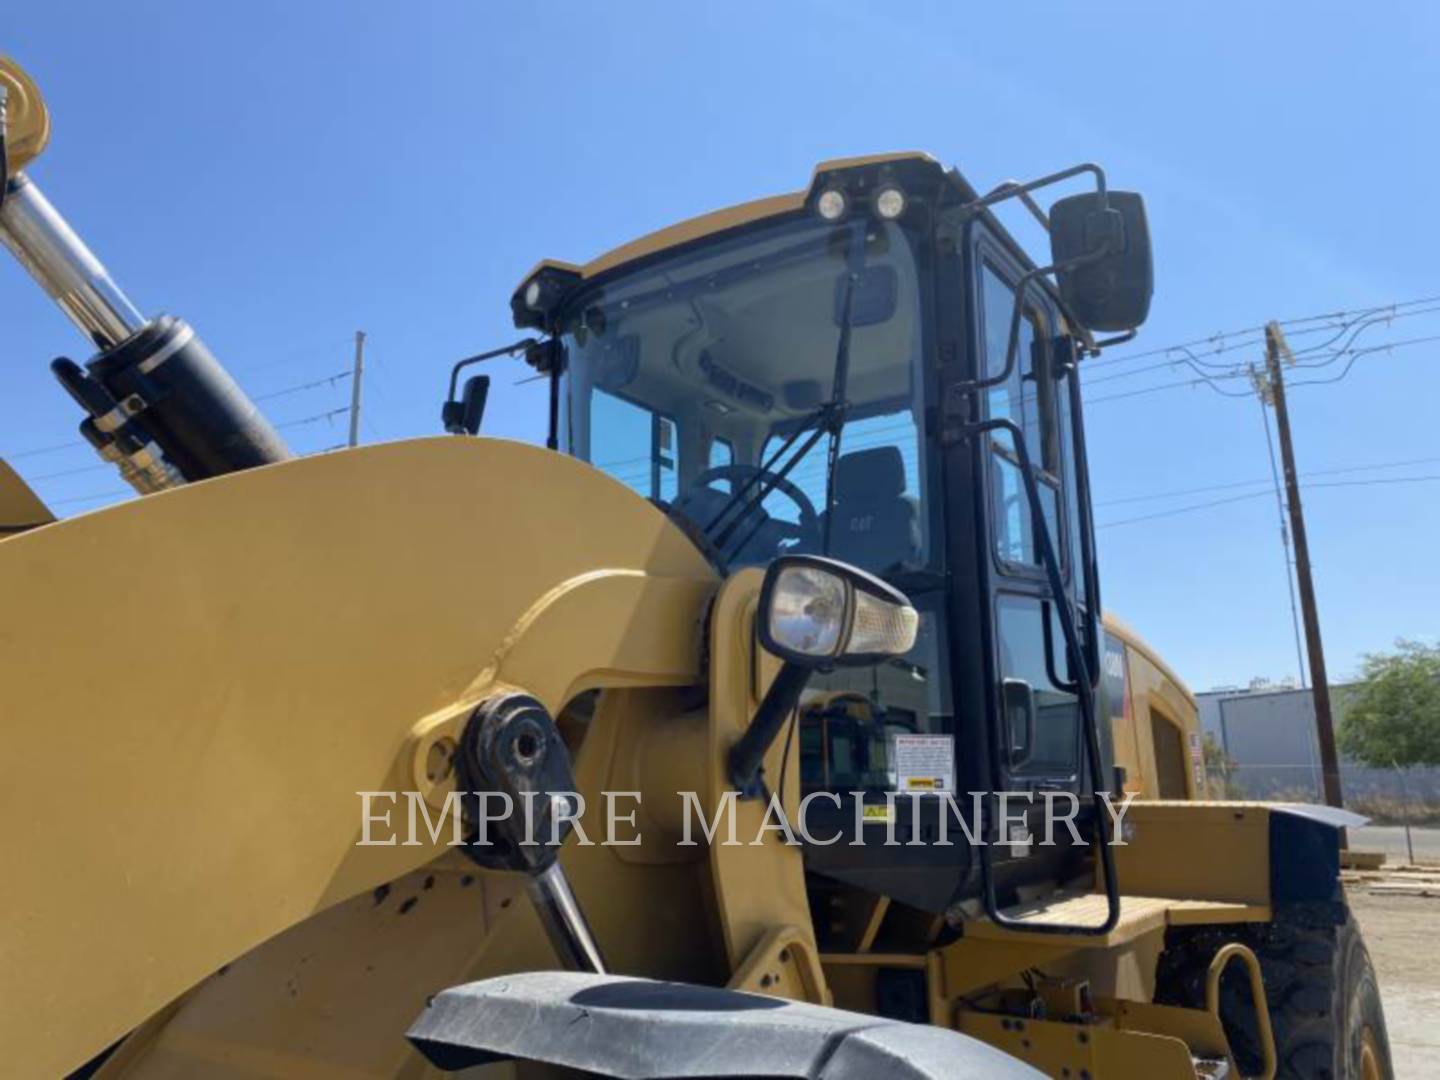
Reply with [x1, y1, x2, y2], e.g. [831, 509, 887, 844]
[0, 437, 716, 1078]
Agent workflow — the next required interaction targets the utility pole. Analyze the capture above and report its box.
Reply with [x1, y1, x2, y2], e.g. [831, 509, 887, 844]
[347, 330, 366, 448]
[1249, 363, 1308, 688]
[1261, 322, 1344, 809]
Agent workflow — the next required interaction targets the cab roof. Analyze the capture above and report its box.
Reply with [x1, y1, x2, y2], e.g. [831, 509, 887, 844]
[514, 152, 941, 293]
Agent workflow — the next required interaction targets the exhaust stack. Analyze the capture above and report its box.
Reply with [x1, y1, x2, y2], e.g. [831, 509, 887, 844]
[0, 55, 291, 495]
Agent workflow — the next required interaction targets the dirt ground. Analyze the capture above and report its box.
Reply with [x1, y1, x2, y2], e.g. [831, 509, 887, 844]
[1348, 888, 1440, 1077]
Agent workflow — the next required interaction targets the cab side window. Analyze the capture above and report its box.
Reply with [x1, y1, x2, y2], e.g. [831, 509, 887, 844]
[979, 264, 1064, 571]
[978, 257, 1079, 780]
[591, 389, 677, 501]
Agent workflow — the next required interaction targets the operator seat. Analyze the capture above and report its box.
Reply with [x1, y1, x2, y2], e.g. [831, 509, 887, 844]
[822, 445, 921, 572]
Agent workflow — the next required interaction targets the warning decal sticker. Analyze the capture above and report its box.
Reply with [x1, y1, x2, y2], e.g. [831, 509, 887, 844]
[893, 734, 955, 793]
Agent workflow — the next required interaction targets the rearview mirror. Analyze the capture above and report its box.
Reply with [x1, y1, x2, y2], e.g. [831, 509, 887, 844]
[442, 374, 491, 436]
[1048, 191, 1152, 333]
[833, 265, 898, 328]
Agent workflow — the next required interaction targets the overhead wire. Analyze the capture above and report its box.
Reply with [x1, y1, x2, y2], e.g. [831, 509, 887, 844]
[4, 366, 356, 462]
[251, 370, 351, 402]
[1082, 292, 1440, 374]
[1083, 330, 1439, 406]
[275, 407, 350, 430]
[1098, 473, 1440, 529]
[1094, 453, 1440, 508]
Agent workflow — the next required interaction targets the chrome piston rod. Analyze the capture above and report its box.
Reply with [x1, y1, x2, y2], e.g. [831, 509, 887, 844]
[0, 173, 144, 350]
[526, 862, 608, 975]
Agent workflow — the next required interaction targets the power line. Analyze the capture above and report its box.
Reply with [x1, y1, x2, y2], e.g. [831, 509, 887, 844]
[1094, 452, 1440, 507]
[1098, 473, 1440, 529]
[1098, 489, 1271, 528]
[229, 335, 359, 377]
[251, 370, 351, 402]
[1288, 332, 1440, 388]
[1083, 291, 1440, 373]
[276, 407, 350, 430]
[1079, 301, 1440, 389]
[2, 438, 86, 461]
[1084, 330, 1440, 407]
[3, 368, 353, 463]
[49, 489, 132, 507]
[25, 462, 110, 483]
[1306, 472, 1440, 491]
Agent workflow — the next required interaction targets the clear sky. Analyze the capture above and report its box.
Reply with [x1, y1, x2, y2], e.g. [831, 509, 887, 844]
[3, 2, 1437, 691]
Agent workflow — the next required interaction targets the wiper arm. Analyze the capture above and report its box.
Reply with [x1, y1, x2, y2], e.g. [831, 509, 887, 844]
[704, 401, 834, 552]
[820, 247, 860, 555]
[705, 220, 865, 564]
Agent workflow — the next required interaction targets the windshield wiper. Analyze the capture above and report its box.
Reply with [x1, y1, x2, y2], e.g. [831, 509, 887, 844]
[704, 224, 864, 566]
[819, 256, 859, 555]
[703, 400, 836, 556]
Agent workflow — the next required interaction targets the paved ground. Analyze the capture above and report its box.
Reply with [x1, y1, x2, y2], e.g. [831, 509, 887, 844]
[1351, 824, 1440, 864]
[1349, 888, 1440, 1077]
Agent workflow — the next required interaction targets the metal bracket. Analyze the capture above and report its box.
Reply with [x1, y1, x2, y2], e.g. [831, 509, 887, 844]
[453, 693, 607, 973]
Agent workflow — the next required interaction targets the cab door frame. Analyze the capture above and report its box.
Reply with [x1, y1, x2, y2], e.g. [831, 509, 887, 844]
[938, 207, 1115, 928]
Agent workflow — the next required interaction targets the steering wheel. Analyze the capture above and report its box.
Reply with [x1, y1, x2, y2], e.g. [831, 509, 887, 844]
[684, 463, 822, 552]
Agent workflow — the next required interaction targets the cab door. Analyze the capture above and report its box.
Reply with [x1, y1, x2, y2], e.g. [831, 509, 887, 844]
[980, 242, 1083, 795]
[949, 222, 1098, 861]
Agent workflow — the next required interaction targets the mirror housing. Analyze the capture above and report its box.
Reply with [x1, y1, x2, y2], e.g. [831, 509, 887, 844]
[832, 265, 898, 328]
[442, 373, 491, 436]
[1049, 191, 1153, 333]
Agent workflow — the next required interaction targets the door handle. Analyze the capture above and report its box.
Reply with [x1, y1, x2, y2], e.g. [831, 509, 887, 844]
[1001, 677, 1036, 768]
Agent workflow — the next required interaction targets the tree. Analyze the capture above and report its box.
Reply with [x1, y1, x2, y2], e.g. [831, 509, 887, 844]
[1337, 639, 1440, 767]
[1201, 732, 1245, 799]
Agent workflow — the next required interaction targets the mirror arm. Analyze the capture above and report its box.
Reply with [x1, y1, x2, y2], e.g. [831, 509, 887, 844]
[981, 181, 1051, 231]
[445, 336, 538, 403]
[954, 245, 1111, 399]
[1088, 328, 1137, 353]
[547, 366, 561, 451]
[963, 162, 1108, 217]
[728, 661, 813, 799]
[954, 162, 1132, 360]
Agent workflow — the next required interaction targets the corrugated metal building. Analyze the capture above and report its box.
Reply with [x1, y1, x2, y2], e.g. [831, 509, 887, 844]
[1197, 684, 1440, 803]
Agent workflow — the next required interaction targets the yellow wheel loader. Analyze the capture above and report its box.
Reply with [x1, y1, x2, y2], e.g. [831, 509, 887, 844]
[0, 55, 1391, 1080]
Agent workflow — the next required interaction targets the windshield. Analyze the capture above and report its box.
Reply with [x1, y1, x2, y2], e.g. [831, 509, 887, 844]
[560, 213, 930, 574]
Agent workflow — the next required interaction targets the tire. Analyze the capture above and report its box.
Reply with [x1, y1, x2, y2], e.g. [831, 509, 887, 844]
[1154, 904, 1393, 1079]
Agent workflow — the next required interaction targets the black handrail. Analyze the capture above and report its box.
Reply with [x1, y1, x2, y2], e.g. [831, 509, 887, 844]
[969, 415, 1121, 937]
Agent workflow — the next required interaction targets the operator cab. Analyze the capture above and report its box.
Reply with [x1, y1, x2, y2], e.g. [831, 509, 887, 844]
[557, 206, 930, 577]
[497, 153, 1153, 921]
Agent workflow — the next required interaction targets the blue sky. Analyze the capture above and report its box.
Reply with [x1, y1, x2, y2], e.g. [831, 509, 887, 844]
[3, 2, 1437, 690]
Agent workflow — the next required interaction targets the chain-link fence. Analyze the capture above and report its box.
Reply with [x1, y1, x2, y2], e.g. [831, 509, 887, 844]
[1203, 758, 1440, 864]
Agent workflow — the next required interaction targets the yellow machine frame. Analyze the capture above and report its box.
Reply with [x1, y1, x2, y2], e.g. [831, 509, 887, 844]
[0, 52, 1374, 1079]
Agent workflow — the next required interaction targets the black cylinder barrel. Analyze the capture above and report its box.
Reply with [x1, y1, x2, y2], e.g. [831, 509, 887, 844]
[86, 315, 291, 481]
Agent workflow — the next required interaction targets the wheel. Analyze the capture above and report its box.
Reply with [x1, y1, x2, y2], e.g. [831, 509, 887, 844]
[1155, 905, 1393, 1079]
